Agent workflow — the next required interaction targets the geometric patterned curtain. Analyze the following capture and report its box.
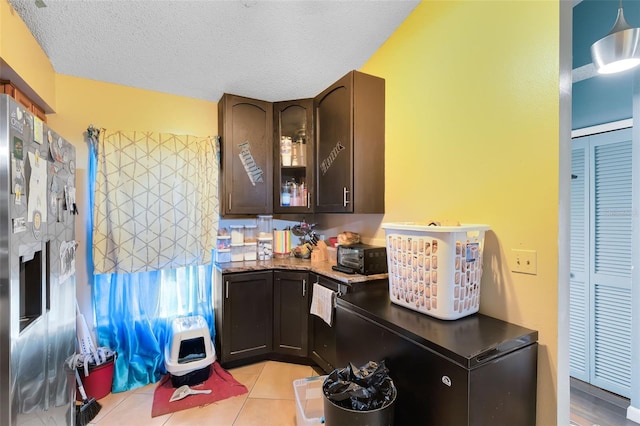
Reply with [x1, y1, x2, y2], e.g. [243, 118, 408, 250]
[92, 130, 219, 274]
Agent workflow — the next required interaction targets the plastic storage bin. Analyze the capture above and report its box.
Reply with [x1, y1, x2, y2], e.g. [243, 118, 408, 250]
[244, 225, 257, 243]
[294, 376, 327, 426]
[215, 235, 232, 263]
[257, 237, 273, 260]
[231, 244, 244, 262]
[217, 235, 231, 250]
[257, 215, 273, 238]
[230, 225, 244, 244]
[244, 242, 257, 261]
[215, 249, 231, 263]
[382, 223, 490, 320]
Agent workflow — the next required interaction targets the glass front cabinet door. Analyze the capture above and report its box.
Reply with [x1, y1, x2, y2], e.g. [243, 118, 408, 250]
[273, 99, 313, 213]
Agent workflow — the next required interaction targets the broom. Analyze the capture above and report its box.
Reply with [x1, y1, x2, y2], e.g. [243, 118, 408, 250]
[75, 367, 101, 426]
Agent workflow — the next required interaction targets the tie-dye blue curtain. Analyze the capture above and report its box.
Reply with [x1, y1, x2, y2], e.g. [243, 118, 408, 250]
[87, 129, 217, 392]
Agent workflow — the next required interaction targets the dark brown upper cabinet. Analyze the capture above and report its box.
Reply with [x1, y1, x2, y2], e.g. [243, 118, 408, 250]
[273, 99, 314, 214]
[218, 94, 273, 215]
[314, 71, 385, 213]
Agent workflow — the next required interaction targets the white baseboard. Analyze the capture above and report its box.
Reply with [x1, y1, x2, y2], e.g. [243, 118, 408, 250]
[627, 404, 640, 424]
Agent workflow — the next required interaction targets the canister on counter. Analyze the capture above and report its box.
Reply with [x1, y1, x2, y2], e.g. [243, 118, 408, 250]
[258, 237, 273, 260]
[215, 249, 231, 263]
[273, 229, 292, 257]
[257, 215, 273, 238]
[231, 244, 244, 262]
[244, 225, 257, 243]
[230, 225, 244, 245]
[244, 242, 257, 261]
[216, 235, 231, 250]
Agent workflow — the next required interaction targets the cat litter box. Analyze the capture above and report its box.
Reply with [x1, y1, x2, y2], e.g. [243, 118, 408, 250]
[164, 315, 216, 387]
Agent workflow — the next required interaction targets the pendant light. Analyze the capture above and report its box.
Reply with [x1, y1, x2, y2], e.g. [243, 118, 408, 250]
[591, 0, 640, 74]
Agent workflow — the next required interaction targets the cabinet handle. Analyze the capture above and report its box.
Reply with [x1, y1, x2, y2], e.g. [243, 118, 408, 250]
[343, 187, 350, 207]
[228, 193, 232, 212]
[307, 192, 311, 209]
[225, 281, 229, 299]
[302, 279, 306, 297]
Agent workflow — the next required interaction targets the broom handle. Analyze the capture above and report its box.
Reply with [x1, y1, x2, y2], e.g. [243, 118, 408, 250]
[75, 368, 89, 401]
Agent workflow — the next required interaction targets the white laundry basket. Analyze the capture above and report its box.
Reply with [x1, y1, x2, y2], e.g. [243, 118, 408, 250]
[382, 223, 490, 320]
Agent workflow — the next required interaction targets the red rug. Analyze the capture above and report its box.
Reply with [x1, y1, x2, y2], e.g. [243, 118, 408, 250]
[151, 362, 248, 417]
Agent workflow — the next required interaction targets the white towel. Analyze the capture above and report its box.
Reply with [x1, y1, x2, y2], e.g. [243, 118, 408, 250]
[310, 283, 335, 327]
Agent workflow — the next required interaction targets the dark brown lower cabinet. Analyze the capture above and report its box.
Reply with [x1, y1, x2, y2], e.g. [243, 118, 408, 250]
[215, 271, 273, 365]
[214, 268, 385, 370]
[335, 286, 538, 426]
[273, 271, 309, 357]
[309, 274, 349, 373]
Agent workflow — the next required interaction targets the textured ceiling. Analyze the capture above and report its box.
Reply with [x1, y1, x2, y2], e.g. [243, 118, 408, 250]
[8, 0, 419, 103]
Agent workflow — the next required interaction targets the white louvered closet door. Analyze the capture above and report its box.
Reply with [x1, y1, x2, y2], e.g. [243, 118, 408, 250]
[570, 128, 633, 398]
[570, 138, 589, 382]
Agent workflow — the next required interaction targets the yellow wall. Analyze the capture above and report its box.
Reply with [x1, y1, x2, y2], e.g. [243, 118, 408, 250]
[1, 0, 219, 331]
[0, 0, 56, 108]
[2, 1, 565, 423]
[45, 75, 218, 330]
[47, 75, 218, 170]
[362, 1, 560, 424]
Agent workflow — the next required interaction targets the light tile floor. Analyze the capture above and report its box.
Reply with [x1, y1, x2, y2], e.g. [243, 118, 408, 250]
[88, 361, 319, 426]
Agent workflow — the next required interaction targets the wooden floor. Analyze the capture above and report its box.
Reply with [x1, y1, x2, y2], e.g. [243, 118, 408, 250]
[570, 378, 637, 426]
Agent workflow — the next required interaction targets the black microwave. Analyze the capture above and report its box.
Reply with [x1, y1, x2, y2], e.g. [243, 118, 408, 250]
[337, 243, 388, 275]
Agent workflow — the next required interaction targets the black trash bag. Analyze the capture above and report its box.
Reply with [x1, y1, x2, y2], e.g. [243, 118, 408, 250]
[323, 360, 396, 412]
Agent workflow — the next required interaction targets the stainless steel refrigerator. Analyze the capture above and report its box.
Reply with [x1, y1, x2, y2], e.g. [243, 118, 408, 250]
[0, 94, 77, 425]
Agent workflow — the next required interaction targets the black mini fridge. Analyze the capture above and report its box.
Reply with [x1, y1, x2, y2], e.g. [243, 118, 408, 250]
[335, 286, 538, 425]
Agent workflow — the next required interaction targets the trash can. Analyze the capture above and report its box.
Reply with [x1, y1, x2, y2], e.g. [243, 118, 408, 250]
[76, 352, 116, 401]
[322, 361, 396, 426]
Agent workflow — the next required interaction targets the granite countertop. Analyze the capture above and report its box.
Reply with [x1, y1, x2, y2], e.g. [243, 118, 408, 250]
[215, 257, 388, 284]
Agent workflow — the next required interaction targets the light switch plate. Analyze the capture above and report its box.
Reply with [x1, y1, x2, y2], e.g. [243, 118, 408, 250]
[511, 249, 537, 275]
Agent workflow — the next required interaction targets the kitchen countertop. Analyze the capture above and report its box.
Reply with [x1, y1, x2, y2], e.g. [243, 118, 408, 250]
[214, 257, 388, 284]
[337, 285, 539, 368]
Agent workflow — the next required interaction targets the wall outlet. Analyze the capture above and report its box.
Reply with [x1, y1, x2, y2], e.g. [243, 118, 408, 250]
[511, 249, 537, 275]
